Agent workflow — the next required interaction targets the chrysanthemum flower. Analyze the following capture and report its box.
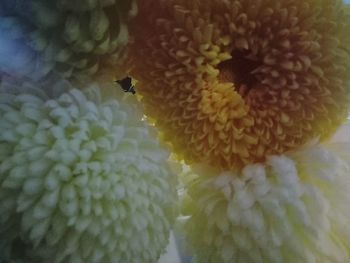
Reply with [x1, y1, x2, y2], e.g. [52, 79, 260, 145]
[0, 83, 177, 263]
[181, 143, 350, 263]
[1, 0, 136, 82]
[127, 0, 350, 170]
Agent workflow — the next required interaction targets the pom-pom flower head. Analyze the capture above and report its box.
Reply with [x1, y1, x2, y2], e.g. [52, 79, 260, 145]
[1, 0, 137, 82]
[0, 83, 177, 263]
[128, 0, 350, 170]
[181, 144, 350, 263]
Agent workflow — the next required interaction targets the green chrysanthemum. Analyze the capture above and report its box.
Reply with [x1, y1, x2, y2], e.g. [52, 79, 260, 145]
[181, 143, 350, 263]
[0, 82, 177, 263]
[1, 0, 136, 82]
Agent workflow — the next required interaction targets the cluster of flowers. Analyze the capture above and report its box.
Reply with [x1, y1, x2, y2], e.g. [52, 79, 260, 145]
[127, 0, 350, 262]
[1, 0, 350, 262]
[0, 1, 177, 262]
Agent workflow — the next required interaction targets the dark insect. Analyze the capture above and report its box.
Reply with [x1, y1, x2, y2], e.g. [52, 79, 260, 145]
[115, 76, 135, 94]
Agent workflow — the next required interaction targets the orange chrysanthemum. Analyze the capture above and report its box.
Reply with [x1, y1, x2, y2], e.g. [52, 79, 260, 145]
[127, 0, 350, 170]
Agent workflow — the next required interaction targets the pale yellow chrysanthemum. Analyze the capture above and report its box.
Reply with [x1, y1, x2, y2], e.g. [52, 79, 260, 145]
[0, 81, 177, 263]
[181, 143, 350, 263]
[127, 0, 350, 170]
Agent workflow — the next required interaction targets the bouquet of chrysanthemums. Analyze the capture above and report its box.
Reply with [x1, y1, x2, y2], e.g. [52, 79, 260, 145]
[1, 0, 350, 262]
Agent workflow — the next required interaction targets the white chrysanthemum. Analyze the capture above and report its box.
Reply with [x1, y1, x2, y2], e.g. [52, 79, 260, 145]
[0, 85, 177, 263]
[182, 144, 350, 263]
